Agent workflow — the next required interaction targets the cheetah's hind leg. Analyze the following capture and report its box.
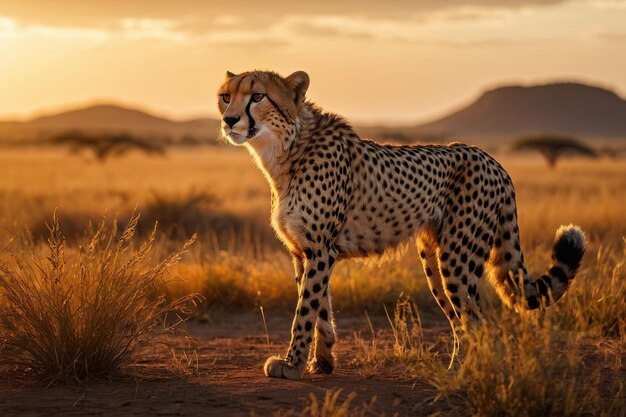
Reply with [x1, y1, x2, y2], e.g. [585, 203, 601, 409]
[416, 236, 462, 369]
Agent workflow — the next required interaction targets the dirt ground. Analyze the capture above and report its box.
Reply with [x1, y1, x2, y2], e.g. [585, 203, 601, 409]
[0, 311, 458, 416]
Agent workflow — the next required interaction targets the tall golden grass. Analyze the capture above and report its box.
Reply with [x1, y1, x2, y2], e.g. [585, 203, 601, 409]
[351, 295, 624, 416]
[0, 148, 623, 315]
[1, 149, 623, 246]
[0, 146, 623, 414]
[0, 213, 199, 383]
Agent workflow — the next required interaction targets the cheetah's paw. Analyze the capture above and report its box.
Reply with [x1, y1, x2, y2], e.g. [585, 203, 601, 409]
[263, 356, 302, 380]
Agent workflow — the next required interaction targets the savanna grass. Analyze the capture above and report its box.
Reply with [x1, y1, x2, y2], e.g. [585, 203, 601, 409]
[273, 389, 384, 417]
[551, 241, 626, 340]
[164, 252, 434, 313]
[351, 292, 625, 417]
[0, 213, 199, 384]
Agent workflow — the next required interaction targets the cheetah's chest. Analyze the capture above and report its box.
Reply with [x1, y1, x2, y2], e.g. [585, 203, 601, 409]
[270, 195, 303, 254]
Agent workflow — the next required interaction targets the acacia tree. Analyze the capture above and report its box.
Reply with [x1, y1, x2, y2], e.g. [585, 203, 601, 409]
[512, 135, 597, 168]
[53, 131, 165, 162]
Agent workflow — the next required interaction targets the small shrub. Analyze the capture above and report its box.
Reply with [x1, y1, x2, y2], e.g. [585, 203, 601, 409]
[0, 213, 198, 384]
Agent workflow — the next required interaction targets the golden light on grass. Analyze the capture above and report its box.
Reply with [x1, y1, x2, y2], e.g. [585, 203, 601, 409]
[0, 213, 199, 384]
[0, 147, 622, 415]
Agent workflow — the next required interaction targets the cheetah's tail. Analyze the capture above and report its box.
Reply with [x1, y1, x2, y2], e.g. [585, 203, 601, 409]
[489, 224, 586, 310]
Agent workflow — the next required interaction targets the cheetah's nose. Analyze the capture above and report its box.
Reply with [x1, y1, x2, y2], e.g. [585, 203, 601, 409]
[223, 116, 240, 128]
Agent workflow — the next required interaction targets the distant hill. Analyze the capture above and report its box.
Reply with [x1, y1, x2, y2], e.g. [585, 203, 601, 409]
[0, 104, 221, 143]
[2, 81, 625, 144]
[413, 82, 626, 139]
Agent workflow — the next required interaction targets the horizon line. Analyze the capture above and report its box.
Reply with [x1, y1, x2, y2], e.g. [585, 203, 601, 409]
[1, 76, 622, 127]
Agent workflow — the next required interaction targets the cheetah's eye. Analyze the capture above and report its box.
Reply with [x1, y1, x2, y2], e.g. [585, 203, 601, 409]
[251, 93, 265, 103]
[221, 94, 231, 104]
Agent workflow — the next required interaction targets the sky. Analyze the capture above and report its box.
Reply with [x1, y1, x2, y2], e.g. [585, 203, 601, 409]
[0, 0, 625, 125]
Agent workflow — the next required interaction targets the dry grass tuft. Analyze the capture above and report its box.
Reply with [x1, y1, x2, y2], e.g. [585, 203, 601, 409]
[274, 389, 383, 417]
[350, 296, 446, 379]
[552, 241, 626, 340]
[448, 311, 622, 417]
[0, 213, 199, 384]
[350, 295, 625, 417]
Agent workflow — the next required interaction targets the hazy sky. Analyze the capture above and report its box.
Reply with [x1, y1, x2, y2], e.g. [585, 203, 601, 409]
[1, 0, 625, 124]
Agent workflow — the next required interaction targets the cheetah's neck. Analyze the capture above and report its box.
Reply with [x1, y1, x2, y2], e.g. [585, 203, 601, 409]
[244, 102, 348, 197]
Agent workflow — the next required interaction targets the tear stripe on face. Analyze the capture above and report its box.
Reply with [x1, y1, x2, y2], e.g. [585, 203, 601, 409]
[245, 95, 256, 138]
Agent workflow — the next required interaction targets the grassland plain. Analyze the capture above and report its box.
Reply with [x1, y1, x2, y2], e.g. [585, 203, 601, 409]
[0, 147, 624, 416]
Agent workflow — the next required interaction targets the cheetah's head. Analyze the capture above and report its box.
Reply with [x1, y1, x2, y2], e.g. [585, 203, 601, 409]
[217, 70, 309, 149]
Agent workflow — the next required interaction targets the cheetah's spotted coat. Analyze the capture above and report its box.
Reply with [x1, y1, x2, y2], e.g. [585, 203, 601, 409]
[217, 70, 586, 380]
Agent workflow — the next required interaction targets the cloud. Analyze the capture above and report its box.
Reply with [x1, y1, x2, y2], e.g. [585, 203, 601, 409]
[0, 17, 109, 41]
[589, 30, 626, 41]
[0, 0, 592, 28]
[119, 18, 187, 42]
[280, 14, 527, 46]
[1, 0, 623, 47]
[0, 11, 552, 48]
[586, 0, 626, 8]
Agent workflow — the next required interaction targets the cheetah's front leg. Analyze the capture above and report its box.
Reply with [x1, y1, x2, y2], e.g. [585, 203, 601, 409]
[308, 282, 336, 374]
[264, 249, 335, 380]
[292, 254, 304, 289]
[292, 253, 336, 373]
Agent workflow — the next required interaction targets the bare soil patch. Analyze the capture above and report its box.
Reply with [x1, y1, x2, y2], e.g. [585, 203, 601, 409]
[0, 312, 457, 416]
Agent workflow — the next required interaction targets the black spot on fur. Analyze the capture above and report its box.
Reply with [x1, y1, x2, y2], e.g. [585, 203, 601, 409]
[451, 296, 461, 308]
[527, 296, 540, 310]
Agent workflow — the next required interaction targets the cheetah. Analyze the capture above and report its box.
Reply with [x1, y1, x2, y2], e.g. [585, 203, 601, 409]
[217, 70, 586, 380]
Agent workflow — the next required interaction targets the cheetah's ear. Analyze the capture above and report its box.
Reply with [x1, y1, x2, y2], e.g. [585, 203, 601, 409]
[226, 71, 237, 80]
[285, 71, 309, 104]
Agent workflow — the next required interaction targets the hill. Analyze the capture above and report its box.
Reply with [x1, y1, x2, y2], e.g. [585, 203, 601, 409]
[0, 104, 221, 143]
[413, 82, 626, 139]
[2, 82, 625, 144]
